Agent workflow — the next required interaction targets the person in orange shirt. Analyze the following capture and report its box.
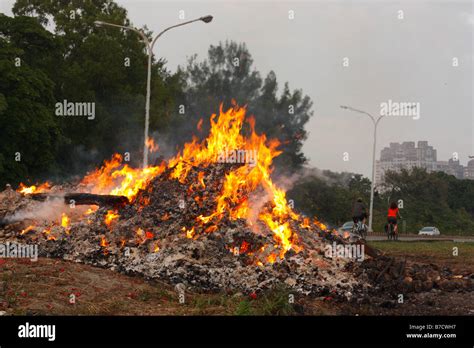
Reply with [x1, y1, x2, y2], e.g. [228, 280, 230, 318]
[387, 201, 402, 234]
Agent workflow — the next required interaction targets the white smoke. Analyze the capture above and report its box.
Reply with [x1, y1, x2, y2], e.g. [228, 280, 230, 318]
[3, 197, 67, 224]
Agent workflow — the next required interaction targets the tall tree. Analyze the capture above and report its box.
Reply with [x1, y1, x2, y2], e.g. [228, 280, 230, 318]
[0, 14, 60, 186]
[12, 0, 182, 174]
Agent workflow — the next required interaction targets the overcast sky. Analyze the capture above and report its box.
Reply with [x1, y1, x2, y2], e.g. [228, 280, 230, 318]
[1, 0, 472, 177]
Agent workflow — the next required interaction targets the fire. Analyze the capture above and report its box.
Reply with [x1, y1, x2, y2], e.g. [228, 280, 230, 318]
[240, 240, 250, 254]
[300, 217, 311, 229]
[42, 227, 56, 241]
[267, 253, 277, 264]
[146, 137, 159, 153]
[184, 227, 195, 239]
[100, 236, 109, 253]
[84, 207, 98, 215]
[87, 105, 305, 260]
[17, 182, 51, 194]
[61, 213, 70, 234]
[197, 172, 206, 188]
[313, 218, 327, 231]
[20, 225, 35, 235]
[104, 210, 119, 227]
[80, 153, 165, 201]
[22, 104, 319, 263]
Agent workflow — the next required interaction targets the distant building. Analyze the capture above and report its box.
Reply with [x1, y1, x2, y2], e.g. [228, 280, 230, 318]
[465, 159, 474, 180]
[436, 159, 464, 179]
[375, 141, 471, 184]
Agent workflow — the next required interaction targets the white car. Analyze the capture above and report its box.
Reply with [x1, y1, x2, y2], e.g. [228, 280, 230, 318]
[418, 227, 440, 236]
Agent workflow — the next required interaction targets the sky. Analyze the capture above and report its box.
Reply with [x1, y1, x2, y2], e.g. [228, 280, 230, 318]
[1, 0, 473, 177]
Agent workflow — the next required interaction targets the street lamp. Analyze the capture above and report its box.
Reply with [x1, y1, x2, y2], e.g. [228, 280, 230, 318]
[94, 15, 213, 168]
[340, 104, 414, 232]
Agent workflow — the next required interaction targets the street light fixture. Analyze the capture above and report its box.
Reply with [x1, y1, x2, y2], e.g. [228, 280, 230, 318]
[340, 104, 415, 232]
[94, 16, 213, 168]
[200, 15, 213, 23]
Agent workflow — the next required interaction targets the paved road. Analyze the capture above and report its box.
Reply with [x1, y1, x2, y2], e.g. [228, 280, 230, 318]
[366, 234, 474, 242]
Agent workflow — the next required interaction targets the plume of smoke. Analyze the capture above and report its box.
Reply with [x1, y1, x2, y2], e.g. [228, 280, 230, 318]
[3, 197, 67, 224]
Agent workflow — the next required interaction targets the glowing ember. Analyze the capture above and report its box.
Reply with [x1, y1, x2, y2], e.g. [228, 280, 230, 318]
[184, 226, 195, 239]
[61, 213, 70, 234]
[314, 218, 328, 231]
[104, 210, 119, 227]
[267, 253, 277, 264]
[84, 207, 98, 215]
[300, 217, 311, 229]
[42, 227, 56, 241]
[100, 236, 108, 248]
[20, 225, 35, 235]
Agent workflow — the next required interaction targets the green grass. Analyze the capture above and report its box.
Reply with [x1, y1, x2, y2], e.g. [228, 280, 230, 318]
[234, 286, 297, 316]
[368, 241, 474, 264]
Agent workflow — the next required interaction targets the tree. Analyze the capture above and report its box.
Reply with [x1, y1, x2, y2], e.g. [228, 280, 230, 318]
[0, 14, 60, 186]
[12, 0, 182, 175]
[381, 168, 474, 234]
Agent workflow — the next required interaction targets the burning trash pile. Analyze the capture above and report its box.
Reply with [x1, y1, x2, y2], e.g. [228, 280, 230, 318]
[0, 105, 472, 298]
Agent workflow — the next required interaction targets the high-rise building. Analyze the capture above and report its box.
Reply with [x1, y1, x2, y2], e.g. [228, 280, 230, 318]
[375, 141, 470, 184]
[465, 159, 474, 180]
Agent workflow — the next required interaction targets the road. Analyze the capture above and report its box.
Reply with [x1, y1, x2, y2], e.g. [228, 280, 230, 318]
[366, 234, 474, 242]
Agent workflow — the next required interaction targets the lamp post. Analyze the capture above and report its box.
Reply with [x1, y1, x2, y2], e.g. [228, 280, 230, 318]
[340, 106, 381, 232]
[95, 15, 213, 167]
[340, 104, 415, 232]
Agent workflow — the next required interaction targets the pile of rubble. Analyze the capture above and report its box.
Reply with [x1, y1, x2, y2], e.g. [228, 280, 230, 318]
[352, 255, 473, 295]
[0, 162, 365, 297]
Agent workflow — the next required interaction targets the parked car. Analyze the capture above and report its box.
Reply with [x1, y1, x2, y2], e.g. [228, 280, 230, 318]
[418, 226, 440, 236]
[338, 221, 354, 234]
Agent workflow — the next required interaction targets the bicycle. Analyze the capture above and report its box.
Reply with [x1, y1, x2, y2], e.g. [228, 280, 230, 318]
[386, 220, 399, 241]
[351, 218, 368, 240]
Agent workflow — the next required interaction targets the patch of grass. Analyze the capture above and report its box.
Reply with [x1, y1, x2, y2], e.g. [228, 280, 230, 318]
[368, 241, 474, 270]
[235, 300, 253, 315]
[370, 241, 474, 256]
[234, 286, 297, 316]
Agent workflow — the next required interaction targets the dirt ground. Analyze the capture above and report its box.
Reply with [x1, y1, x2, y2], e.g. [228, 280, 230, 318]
[0, 241, 472, 316]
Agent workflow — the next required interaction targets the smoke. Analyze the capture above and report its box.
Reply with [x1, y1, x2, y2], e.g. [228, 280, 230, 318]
[3, 197, 67, 224]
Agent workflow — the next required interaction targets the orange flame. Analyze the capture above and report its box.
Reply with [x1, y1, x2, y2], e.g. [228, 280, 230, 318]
[17, 182, 51, 194]
[61, 213, 70, 234]
[80, 153, 165, 201]
[24, 104, 318, 262]
[146, 137, 159, 153]
[20, 225, 35, 235]
[104, 210, 119, 227]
